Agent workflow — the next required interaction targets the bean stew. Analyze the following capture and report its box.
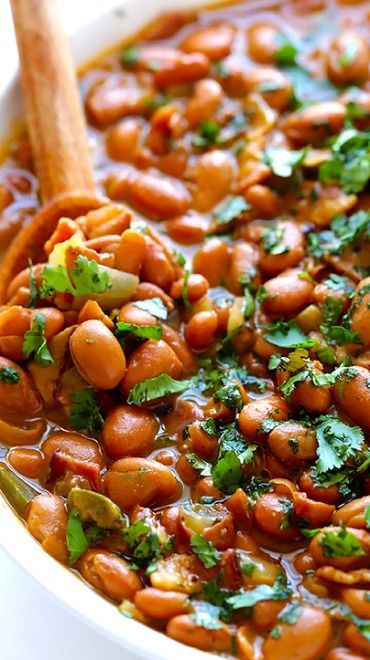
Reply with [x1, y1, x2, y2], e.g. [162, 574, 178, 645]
[0, 0, 370, 657]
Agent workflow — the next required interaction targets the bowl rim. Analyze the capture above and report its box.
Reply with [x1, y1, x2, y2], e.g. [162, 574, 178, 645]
[0, 1, 220, 658]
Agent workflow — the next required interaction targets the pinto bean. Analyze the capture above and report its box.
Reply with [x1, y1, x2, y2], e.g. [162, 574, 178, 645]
[326, 31, 370, 85]
[239, 395, 290, 440]
[244, 184, 281, 218]
[325, 648, 366, 660]
[41, 431, 104, 467]
[161, 324, 197, 374]
[253, 493, 298, 541]
[268, 422, 317, 466]
[185, 78, 223, 126]
[121, 339, 183, 395]
[342, 623, 370, 656]
[106, 118, 142, 161]
[262, 268, 314, 317]
[342, 588, 370, 619]
[332, 496, 370, 529]
[245, 67, 292, 111]
[181, 24, 234, 60]
[104, 457, 181, 511]
[79, 549, 141, 601]
[114, 229, 147, 274]
[166, 214, 208, 244]
[170, 274, 209, 303]
[299, 470, 341, 505]
[102, 404, 158, 458]
[309, 527, 370, 569]
[185, 311, 218, 350]
[334, 366, 370, 430]
[0, 357, 41, 415]
[226, 242, 259, 295]
[283, 102, 345, 145]
[290, 378, 332, 414]
[192, 150, 235, 212]
[154, 52, 210, 87]
[86, 84, 148, 129]
[193, 238, 231, 286]
[0, 305, 31, 336]
[70, 320, 126, 390]
[263, 605, 332, 660]
[167, 614, 232, 653]
[350, 277, 370, 346]
[118, 302, 157, 327]
[128, 172, 191, 219]
[134, 588, 189, 619]
[259, 220, 305, 275]
[8, 448, 45, 479]
[140, 237, 176, 291]
[247, 23, 281, 64]
[27, 493, 68, 562]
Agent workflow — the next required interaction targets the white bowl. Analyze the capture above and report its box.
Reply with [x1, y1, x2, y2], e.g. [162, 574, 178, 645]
[0, 1, 221, 657]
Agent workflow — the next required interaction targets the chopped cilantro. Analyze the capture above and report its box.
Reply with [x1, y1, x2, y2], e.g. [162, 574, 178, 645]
[40, 256, 111, 299]
[133, 297, 168, 320]
[190, 602, 223, 630]
[226, 574, 292, 609]
[321, 325, 362, 346]
[69, 389, 104, 436]
[121, 46, 139, 67]
[263, 145, 307, 178]
[182, 270, 192, 310]
[0, 366, 20, 384]
[262, 223, 289, 255]
[319, 525, 365, 559]
[324, 274, 354, 296]
[321, 297, 343, 324]
[127, 374, 192, 405]
[66, 509, 89, 563]
[186, 453, 212, 476]
[308, 211, 370, 258]
[265, 320, 317, 349]
[339, 37, 358, 68]
[215, 196, 250, 225]
[364, 505, 370, 530]
[123, 518, 167, 568]
[22, 312, 54, 365]
[315, 416, 364, 474]
[193, 120, 220, 147]
[241, 561, 256, 577]
[278, 603, 303, 624]
[319, 129, 370, 194]
[200, 418, 218, 436]
[270, 626, 281, 639]
[275, 33, 298, 66]
[116, 322, 162, 341]
[190, 534, 221, 568]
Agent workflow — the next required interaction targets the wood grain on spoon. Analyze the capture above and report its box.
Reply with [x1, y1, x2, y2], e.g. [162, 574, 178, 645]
[10, 0, 96, 202]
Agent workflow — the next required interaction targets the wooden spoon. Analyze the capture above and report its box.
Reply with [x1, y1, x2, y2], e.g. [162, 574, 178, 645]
[11, 0, 95, 202]
[0, 0, 108, 300]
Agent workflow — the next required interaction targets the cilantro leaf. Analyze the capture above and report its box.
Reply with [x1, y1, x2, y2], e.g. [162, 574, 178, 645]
[308, 210, 370, 258]
[40, 256, 111, 299]
[66, 508, 89, 563]
[278, 603, 303, 625]
[127, 374, 193, 405]
[319, 129, 370, 194]
[263, 145, 307, 178]
[123, 518, 170, 568]
[211, 451, 243, 494]
[215, 196, 250, 225]
[121, 46, 139, 67]
[22, 312, 54, 365]
[365, 505, 370, 530]
[226, 575, 292, 610]
[319, 525, 365, 559]
[321, 297, 343, 324]
[116, 322, 162, 341]
[69, 389, 104, 436]
[133, 297, 168, 320]
[315, 417, 364, 474]
[321, 325, 362, 346]
[0, 366, 20, 384]
[265, 320, 317, 349]
[262, 223, 289, 255]
[274, 33, 298, 66]
[186, 453, 212, 476]
[190, 534, 221, 568]
[190, 602, 223, 630]
[193, 120, 220, 147]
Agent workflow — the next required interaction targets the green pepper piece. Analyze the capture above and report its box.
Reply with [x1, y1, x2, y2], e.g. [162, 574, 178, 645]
[0, 464, 37, 514]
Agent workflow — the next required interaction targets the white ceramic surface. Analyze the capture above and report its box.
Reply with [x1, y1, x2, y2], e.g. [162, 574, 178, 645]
[0, 1, 222, 658]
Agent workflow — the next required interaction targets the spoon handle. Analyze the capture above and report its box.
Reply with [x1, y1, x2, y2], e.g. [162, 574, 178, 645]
[10, 0, 96, 202]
